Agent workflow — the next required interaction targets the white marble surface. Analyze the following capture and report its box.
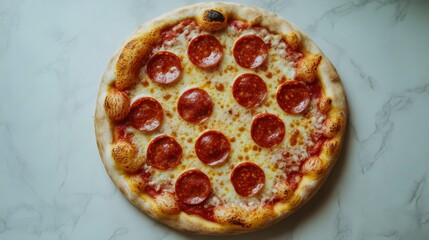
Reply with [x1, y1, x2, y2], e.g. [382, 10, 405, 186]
[1, 0, 429, 239]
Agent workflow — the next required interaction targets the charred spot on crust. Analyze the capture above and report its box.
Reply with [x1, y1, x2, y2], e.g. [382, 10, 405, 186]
[228, 217, 249, 228]
[205, 9, 225, 22]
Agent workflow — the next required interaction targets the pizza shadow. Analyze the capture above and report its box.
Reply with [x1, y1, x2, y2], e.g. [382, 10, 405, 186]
[176, 119, 352, 240]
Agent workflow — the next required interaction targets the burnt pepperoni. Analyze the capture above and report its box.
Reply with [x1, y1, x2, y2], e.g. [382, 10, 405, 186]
[177, 88, 213, 123]
[232, 73, 267, 108]
[129, 97, 163, 131]
[175, 170, 211, 205]
[277, 81, 311, 114]
[233, 35, 268, 69]
[231, 162, 265, 197]
[146, 135, 182, 170]
[188, 34, 223, 68]
[251, 113, 285, 148]
[147, 51, 182, 84]
[195, 130, 230, 166]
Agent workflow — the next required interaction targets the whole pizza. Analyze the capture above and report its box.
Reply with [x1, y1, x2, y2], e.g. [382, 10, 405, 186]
[95, 2, 347, 235]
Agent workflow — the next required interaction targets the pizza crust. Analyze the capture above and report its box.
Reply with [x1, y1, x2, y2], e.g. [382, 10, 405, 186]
[95, 2, 347, 235]
[197, 8, 228, 32]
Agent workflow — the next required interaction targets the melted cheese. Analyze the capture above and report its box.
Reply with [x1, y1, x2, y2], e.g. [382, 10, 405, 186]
[126, 22, 325, 210]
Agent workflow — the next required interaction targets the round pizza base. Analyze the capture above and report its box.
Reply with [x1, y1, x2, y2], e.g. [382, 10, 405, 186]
[95, 2, 347, 235]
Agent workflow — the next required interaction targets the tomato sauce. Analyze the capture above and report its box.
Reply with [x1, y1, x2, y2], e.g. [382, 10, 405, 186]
[229, 19, 249, 30]
[161, 19, 193, 41]
[178, 202, 215, 222]
[308, 133, 326, 157]
[286, 171, 302, 191]
[114, 122, 133, 141]
[145, 185, 162, 198]
[308, 82, 322, 100]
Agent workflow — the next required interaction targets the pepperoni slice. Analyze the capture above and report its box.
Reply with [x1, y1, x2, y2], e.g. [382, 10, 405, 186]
[195, 130, 230, 166]
[233, 35, 268, 69]
[232, 73, 267, 108]
[188, 34, 223, 68]
[251, 113, 285, 148]
[146, 135, 182, 170]
[231, 162, 265, 197]
[147, 51, 182, 84]
[277, 81, 311, 114]
[175, 170, 211, 205]
[129, 97, 163, 131]
[177, 88, 213, 123]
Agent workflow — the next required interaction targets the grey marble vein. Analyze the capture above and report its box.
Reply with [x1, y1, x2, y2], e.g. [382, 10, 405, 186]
[408, 174, 426, 207]
[352, 95, 411, 173]
[264, 0, 291, 12]
[335, 197, 352, 240]
[108, 227, 129, 240]
[0, 1, 23, 54]
[349, 59, 378, 90]
[306, 0, 412, 34]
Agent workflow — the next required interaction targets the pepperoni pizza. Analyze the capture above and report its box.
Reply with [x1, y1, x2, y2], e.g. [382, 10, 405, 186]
[95, 2, 347, 235]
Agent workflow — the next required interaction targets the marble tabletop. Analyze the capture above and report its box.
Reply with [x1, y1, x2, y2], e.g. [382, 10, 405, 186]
[1, 0, 429, 239]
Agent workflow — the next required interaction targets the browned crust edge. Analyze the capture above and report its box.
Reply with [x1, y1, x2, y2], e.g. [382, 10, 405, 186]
[94, 2, 347, 235]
